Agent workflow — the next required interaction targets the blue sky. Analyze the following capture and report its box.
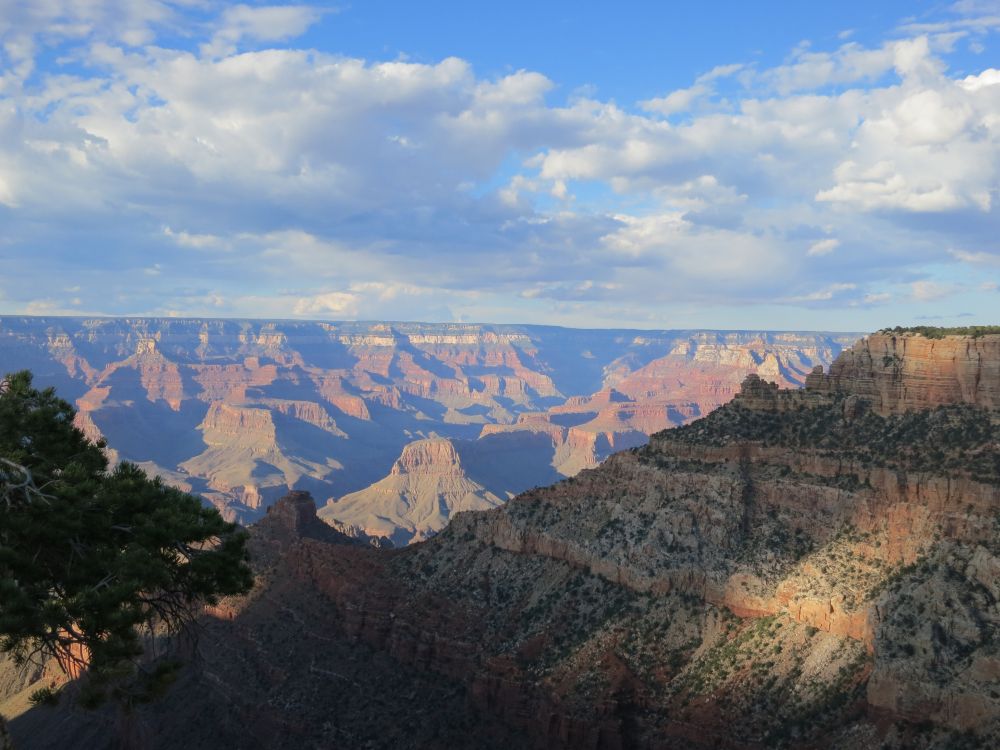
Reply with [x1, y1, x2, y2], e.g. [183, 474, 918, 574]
[0, 0, 998, 329]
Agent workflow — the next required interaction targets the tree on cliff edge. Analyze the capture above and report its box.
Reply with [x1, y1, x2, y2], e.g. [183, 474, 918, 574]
[0, 371, 252, 707]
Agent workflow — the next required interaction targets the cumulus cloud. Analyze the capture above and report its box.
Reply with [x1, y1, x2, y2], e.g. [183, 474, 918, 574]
[0, 2, 998, 327]
[204, 4, 325, 57]
[807, 238, 840, 257]
[0, 0, 188, 81]
[949, 248, 1000, 265]
[641, 63, 744, 116]
[293, 291, 359, 316]
[757, 40, 896, 94]
[910, 280, 959, 301]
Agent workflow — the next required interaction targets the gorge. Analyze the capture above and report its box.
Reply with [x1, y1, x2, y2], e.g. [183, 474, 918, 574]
[0, 317, 855, 545]
[2, 327, 998, 749]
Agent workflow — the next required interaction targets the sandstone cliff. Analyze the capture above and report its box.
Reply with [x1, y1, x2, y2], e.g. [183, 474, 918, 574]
[805, 331, 1000, 414]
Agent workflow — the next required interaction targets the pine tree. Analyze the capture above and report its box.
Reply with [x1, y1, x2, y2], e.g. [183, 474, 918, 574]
[0, 371, 252, 706]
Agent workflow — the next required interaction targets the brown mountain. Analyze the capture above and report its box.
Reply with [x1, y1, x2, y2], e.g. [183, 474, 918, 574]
[0, 317, 856, 543]
[4, 328, 998, 749]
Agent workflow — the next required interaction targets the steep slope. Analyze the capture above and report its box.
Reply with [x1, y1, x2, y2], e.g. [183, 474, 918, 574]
[304, 331, 1000, 747]
[1, 493, 519, 750]
[178, 401, 346, 516]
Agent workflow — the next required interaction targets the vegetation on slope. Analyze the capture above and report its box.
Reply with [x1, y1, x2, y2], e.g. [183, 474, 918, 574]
[0, 371, 252, 707]
[877, 325, 1000, 338]
[663, 398, 1000, 484]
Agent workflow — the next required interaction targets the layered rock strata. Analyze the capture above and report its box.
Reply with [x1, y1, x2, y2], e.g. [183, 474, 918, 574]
[8, 330, 997, 749]
[319, 439, 505, 546]
[0, 317, 855, 538]
[805, 331, 1000, 414]
[299, 332, 999, 747]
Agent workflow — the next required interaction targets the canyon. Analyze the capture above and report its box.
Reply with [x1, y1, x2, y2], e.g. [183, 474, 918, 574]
[0, 317, 855, 545]
[2, 328, 998, 749]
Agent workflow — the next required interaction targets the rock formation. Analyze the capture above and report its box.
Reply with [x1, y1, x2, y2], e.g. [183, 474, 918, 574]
[319, 439, 505, 545]
[805, 331, 1000, 414]
[258, 490, 358, 549]
[4, 328, 997, 749]
[0, 317, 855, 540]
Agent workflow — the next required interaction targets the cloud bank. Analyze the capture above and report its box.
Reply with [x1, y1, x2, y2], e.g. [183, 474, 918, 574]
[0, 1, 998, 328]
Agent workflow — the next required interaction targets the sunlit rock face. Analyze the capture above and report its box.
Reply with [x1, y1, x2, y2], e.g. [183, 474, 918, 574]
[319, 438, 506, 546]
[805, 332, 1000, 414]
[0, 317, 855, 540]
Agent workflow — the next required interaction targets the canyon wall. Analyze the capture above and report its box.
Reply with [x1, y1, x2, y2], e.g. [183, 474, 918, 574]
[288, 331, 1000, 746]
[805, 332, 1000, 414]
[0, 317, 855, 542]
[5, 330, 1000, 750]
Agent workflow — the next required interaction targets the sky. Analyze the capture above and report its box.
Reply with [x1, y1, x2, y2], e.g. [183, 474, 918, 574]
[0, 1, 999, 330]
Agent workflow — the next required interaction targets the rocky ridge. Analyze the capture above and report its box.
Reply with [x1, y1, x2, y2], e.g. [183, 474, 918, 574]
[276, 331, 1000, 747]
[0, 317, 854, 542]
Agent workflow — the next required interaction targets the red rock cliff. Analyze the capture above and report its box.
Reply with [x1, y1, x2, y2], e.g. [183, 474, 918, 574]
[805, 332, 1000, 414]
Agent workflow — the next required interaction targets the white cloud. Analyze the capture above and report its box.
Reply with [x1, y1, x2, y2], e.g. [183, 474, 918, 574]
[641, 63, 744, 115]
[910, 280, 958, 301]
[786, 283, 857, 303]
[641, 84, 710, 116]
[347, 281, 434, 301]
[203, 4, 327, 57]
[163, 227, 226, 249]
[290, 281, 462, 320]
[759, 40, 896, 94]
[655, 175, 748, 211]
[1, 3, 999, 326]
[293, 291, 359, 316]
[22, 296, 88, 315]
[0, 169, 17, 207]
[864, 292, 892, 304]
[601, 213, 787, 288]
[0, 0, 186, 74]
[959, 67, 1000, 90]
[809, 41, 998, 214]
[807, 238, 840, 256]
[949, 248, 1000, 265]
[898, 2, 1000, 35]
